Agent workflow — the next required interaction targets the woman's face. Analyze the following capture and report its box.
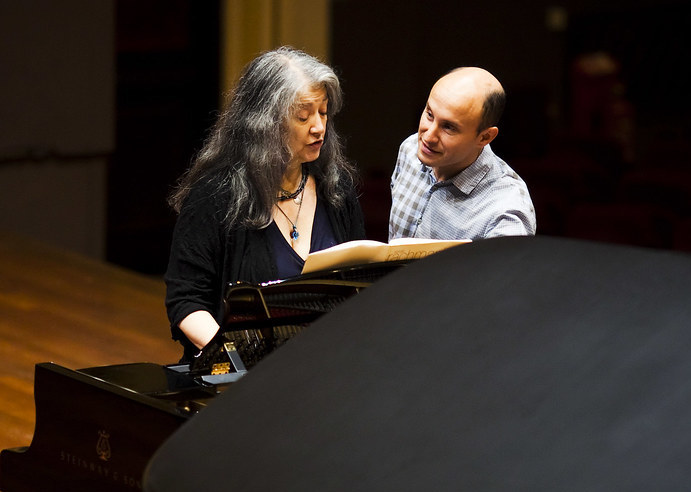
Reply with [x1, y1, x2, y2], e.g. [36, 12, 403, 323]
[287, 86, 328, 167]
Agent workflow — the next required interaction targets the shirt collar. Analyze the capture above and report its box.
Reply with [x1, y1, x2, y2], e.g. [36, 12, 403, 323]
[420, 145, 492, 195]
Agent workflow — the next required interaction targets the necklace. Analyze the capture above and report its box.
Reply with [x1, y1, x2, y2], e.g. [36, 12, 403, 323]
[279, 164, 308, 203]
[275, 188, 304, 245]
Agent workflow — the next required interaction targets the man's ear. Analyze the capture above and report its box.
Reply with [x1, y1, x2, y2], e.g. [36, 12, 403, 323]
[478, 126, 499, 146]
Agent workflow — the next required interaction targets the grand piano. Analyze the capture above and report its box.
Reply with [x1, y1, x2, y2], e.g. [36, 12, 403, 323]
[0, 260, 407, 492]
[8, 236, 691, 491]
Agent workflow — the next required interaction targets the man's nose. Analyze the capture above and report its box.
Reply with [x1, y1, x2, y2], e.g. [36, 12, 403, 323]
[422, 121, 439, 143]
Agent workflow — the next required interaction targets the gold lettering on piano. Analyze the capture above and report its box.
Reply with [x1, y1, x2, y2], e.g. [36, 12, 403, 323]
[211, 362, 231, 375]
[97, 429, 111, 461]
[60, 450, 111, 478]
[59, 450, 144, 489]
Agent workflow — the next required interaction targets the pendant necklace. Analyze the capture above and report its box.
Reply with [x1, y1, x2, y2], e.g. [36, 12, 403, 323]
[276, 188, 304, 246]
[278, 164, 308, 204]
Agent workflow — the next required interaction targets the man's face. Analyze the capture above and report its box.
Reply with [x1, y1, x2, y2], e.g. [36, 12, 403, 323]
[416, 77, 486, 181]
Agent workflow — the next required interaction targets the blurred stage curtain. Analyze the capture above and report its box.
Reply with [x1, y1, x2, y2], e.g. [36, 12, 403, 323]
[220, 0, 330, 97]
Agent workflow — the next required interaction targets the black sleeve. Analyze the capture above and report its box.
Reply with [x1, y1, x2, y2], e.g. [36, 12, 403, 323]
[164, 181, 227, 341]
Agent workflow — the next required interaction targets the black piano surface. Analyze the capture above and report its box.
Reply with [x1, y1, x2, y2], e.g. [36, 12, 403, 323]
[144, 236, 691, 491]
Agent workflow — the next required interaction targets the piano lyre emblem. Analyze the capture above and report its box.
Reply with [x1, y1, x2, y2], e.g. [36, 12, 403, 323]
[96, 430, 111, 462]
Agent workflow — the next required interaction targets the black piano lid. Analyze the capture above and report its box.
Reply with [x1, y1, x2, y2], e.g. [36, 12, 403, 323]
[144, 236, 691, 491]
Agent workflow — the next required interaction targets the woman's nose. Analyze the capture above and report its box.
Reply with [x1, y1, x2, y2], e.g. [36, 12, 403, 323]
[310, 114, 326, 134]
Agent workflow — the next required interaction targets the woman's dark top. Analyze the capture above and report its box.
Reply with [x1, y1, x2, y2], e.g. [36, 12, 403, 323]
[164, 172, 365, 360]
[267, 197, 338, 279]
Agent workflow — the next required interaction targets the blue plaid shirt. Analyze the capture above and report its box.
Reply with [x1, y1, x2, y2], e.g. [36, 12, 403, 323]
[389, 134, 536, 240]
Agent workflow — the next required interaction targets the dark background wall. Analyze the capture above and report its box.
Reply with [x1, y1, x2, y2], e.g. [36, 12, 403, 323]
[0, 0, 114, 259]
[111, 0, 220, 273]
[331, 0, 691, 243]
[2, 0, 690, 275]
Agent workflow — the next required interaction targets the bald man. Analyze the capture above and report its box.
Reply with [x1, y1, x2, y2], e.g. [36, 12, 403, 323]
[389, 67, 536, 241]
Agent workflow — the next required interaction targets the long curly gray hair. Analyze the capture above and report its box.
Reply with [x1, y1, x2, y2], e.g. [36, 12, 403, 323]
[168, 46, 357, 229]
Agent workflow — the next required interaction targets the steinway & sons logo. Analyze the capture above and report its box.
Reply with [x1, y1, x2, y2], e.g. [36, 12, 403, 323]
[97, 429, 112, 461]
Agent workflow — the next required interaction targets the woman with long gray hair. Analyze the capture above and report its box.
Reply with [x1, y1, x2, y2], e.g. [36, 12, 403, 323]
[165, 46, 365, 361]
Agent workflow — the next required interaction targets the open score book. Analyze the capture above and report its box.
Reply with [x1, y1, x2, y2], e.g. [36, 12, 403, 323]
[301, 237, 471, 274]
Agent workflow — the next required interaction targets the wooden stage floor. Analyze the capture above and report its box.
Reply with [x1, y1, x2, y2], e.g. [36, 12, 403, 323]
[0, 233, 181, 453]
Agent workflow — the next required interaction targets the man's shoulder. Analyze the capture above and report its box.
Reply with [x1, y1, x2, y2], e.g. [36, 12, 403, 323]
[480, 146, 526, 183]
[400, 133, 418, 149]
[396, 133, 419, 167]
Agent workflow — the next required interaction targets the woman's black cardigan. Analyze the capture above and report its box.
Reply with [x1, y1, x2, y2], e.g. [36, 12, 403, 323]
[164, 176, 366, 360]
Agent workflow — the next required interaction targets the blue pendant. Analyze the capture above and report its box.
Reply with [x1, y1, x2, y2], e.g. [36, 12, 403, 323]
[291, 226, 299, 241]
